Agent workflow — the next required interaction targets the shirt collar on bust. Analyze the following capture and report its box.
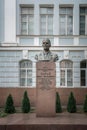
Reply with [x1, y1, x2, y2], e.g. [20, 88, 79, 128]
[43, 50, 51, 55]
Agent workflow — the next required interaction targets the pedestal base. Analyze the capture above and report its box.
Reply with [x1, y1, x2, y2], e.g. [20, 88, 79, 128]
[36, 61, 56, 117]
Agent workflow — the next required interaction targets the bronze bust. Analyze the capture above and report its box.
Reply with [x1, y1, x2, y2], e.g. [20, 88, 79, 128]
[35, 38, 58, 62]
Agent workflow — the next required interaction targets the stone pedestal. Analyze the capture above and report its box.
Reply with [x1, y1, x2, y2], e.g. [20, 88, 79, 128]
[36, 61, 56, 117]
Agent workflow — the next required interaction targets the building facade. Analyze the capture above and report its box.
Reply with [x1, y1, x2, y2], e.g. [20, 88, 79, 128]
[0, 0, 87, 92]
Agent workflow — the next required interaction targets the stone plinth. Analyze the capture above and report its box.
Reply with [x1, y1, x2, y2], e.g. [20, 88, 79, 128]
[36, 61, 56, 117]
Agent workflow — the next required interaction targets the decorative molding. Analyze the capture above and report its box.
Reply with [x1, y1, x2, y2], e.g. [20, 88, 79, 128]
[64, 50, 69, 59]
[23, 50, 28, 59]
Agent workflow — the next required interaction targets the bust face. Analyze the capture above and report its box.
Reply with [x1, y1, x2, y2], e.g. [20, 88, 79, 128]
[42, 39, 51, 50]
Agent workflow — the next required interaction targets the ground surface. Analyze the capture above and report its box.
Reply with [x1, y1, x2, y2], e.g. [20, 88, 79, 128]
[0, 112, 87, 125]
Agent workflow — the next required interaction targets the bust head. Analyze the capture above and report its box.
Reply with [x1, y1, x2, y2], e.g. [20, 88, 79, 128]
[42, 38, 51, 52]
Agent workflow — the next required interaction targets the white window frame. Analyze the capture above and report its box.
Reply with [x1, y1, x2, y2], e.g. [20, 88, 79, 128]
[80, 60, 87, 87]
[60, 60, 73, 87]
[40, 7, 53, 35]
[80, 7, 87, 35]
[20, 7, 34, 35]
[20, 60, 32, 87]
[59, 7, 73, 35]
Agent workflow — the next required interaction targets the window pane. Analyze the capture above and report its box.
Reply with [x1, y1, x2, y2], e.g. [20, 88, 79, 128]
[21, 8, 29, 14]
[67, 70, 73, 86]
[67, 16, 73, 35]
[80, 16, 85, 35]
[60, 60, 73, 87]
[20, 78, 26, 86]
[28, 15, 34, 34]
[60, 70, 65, 86]
[21, 15, 27, 22]
[21, 18, 27, 35]
[27, 70, 32, 77]
[48, 15, 53, 34]
[20, 60, 32, 86]
[60, 7, 73, 35]
[28, 8, 34, 14]
[40, 15, 46, 34]
[59, 8, 66, 14]
[80, 61, 86, 68]
[40, 7, 53, 35]
[47, 8, 53, 14]
[20, 70, 26, 78]
[40, 7, 53, 14]
[40, 8, 47, 14]
[21, 7, 34, 35]
[20, 61, 32, 68]
[27, 78, 32, 86]
[60, 61, 65, 68]
[60, 61, 73, 68]
[65, 61, 73, 68]
[85, 8, 87, 14]
[80, 7, 85, 14]
[81, 70, 86, 86]
[66, 8, 73, 15]
[60, 15, 66, 35]
[21, 22, 27, 30]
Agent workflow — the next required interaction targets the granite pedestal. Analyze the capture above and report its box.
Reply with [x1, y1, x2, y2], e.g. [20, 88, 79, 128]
[36, 61, 56, 117]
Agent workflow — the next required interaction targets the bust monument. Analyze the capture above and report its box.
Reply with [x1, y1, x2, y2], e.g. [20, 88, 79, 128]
[35, 38, 58, 62]
[36, 38, 57, 117]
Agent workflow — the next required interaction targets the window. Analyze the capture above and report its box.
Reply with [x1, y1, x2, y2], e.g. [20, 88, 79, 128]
[20, 60, 32, 86]
[40, 7, 53, 35]
[59, 7, 73, 35]
[21, 7, 34, 35]
[80, 7, 87, 35]
[80, 60, 87, 86]
[60, 60, 73, 87]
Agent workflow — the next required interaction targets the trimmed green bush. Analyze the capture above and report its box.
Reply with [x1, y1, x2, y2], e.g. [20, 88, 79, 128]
[67, 92, 77, 113]
[22, 91, 30, 113]
[56, 92, 62, 113]
[83, 94, 87, 112]
[4, 94, 15, 114]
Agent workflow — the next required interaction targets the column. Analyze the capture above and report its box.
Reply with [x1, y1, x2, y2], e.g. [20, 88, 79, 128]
[34, 3, 40, 35]
[53, 3, 59, 35]
[73, 3, 79, 35]
[4, 0, 16, 43]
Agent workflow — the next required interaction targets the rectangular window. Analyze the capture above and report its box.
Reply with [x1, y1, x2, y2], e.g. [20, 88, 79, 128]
[20, 61, 32, 86]
[59, 7, 73, 35]
[81, 70, 86, 86]
[21, 7, 34, 35]
[80, 7, 87, 35]
[67, 69, 73, 86]
[60, 70, 65, 86]
[40, 7, 53, 35]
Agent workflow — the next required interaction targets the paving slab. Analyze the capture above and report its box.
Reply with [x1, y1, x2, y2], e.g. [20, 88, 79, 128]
[0, 113, 87, 130]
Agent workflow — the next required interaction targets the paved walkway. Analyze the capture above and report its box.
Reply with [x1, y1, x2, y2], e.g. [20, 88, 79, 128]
[0, 113, 87, 125]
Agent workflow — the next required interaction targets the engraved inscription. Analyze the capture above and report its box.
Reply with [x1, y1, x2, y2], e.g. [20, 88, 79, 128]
[37, 62, 55, 91]
[38, 78, 52, 90]
[40, 72, 51, 76]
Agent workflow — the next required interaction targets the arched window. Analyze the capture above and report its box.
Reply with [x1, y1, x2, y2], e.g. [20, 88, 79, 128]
[60, 60, 73, 87]
[80, 60, 87, 86]
[20, 60, 32, 86]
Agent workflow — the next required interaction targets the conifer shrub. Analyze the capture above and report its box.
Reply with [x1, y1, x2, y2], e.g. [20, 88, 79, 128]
[83, 94, 87, 112]
[22, 91, 30, 113]
[67, 92, 77, 113]
[56, 92, 62, 113]
[4, 94, 15, 114]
